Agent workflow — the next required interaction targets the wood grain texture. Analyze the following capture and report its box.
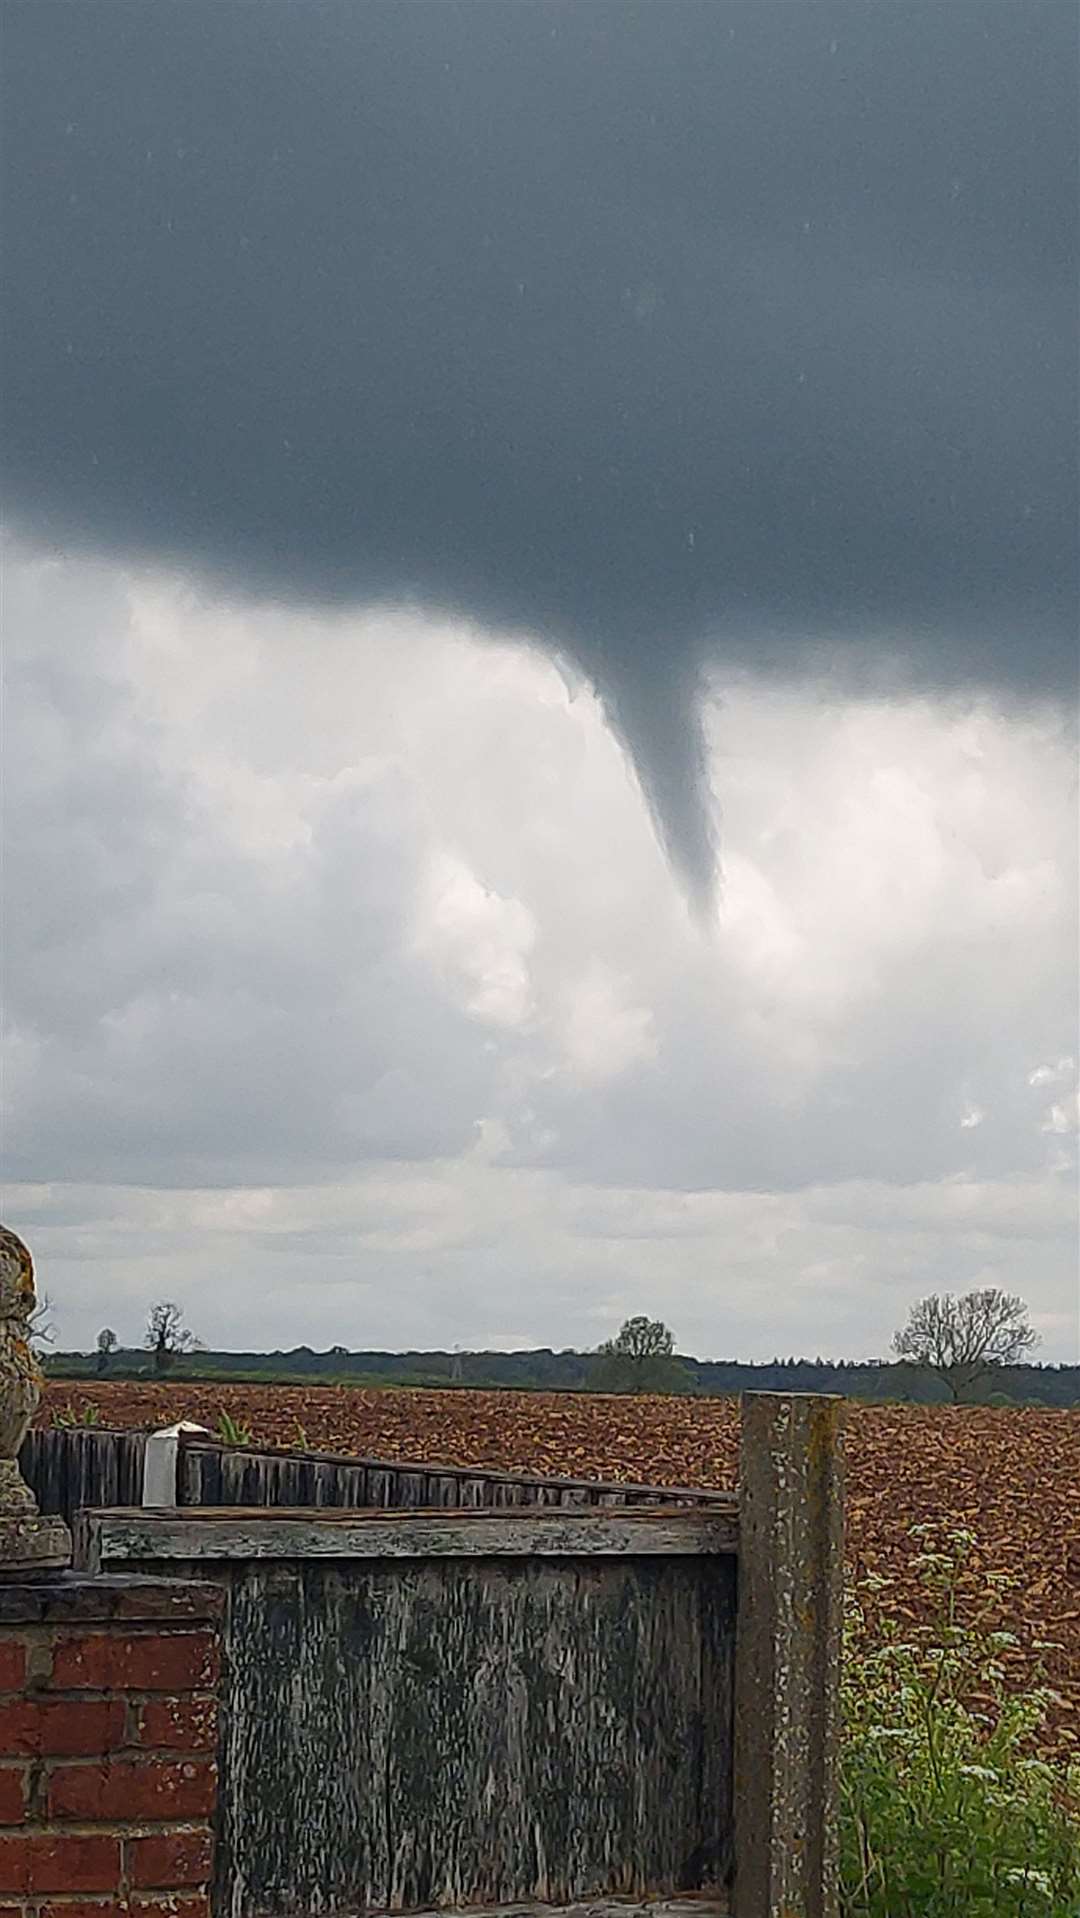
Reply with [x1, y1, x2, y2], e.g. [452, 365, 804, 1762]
[85, 1505, 739, 1565]
[20, 1425, 731, 1532]
[19, 1426, 147, 1530]
[215, 1552, 736, 1914]
[179, 1438, 731, 1514]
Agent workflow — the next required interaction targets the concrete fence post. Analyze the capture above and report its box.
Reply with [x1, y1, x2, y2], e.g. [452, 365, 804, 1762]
[733, 1391, 844, 1918]
[141, 1423, 208, 1508]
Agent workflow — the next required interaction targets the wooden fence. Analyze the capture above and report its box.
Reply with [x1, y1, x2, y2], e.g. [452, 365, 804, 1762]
[79, 1393, 844, 1918]
[179, 1434, 727, 1511]
[21, 1424, 728, 1534]
[19, 1426, 148, 1525]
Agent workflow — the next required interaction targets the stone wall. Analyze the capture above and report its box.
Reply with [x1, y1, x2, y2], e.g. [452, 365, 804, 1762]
[0, 1576, 222, 1918]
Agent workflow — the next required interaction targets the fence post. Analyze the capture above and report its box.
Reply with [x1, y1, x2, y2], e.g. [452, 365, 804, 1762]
[733, 1391, 844, 1918]
[142, 1421, 208, 1507]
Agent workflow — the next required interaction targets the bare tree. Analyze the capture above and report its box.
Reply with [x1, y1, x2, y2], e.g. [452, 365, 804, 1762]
[892, 1289, 1038, 1401]
[144, 1302, 195, 1376]
[95, 1328, 118, 1376]
[28, 1293, 54, 1355]
[595, 1315, 688, 1394]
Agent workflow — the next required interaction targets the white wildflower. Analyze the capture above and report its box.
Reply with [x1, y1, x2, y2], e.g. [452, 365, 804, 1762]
[1003, 1867, 1053, 1896]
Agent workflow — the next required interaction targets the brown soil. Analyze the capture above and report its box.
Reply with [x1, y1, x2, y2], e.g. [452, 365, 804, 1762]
[40, 1380, 1080, 1738]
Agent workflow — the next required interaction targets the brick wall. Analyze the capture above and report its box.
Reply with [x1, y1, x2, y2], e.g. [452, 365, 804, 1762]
[0, 1576, 223, 1918]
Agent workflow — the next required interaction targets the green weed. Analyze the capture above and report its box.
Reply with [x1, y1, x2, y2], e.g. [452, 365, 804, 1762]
[215, 1409, 254, 1446]
[841, 1527, 1080, 1914]
[52, 1401, 102, 1429]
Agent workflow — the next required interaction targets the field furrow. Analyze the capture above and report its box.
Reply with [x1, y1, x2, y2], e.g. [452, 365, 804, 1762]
[40, 1381, 1079, 1738]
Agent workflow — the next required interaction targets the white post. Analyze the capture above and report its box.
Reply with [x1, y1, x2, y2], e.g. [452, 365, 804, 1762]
[142, 1421, 208, 1507]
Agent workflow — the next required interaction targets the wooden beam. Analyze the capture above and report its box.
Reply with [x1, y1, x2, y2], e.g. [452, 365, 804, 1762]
[81, 1502, 739, 1567]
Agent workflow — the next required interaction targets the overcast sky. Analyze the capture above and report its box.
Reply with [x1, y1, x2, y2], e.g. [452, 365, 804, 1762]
[2, 2, 1077, 1359]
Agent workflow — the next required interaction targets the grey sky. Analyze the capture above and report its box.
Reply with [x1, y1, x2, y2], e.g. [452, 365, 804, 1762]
[1, 4, 1077, 1359]
[2, 0, 1076, 892]
[3, 545, 1076, 1357]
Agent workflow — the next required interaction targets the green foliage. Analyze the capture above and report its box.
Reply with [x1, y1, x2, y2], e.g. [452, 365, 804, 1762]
[215, 1409, 254, 1446]
[594, 1315, 693, 1394]
[52, 1400, 101, 1428]
[841, 1527, 1080, 1915]
[95, 1328, 118, 1375]
[38, 1344, 1080, 1406]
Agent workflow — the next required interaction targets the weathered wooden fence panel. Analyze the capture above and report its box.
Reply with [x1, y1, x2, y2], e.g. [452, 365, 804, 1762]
[179, 1439, 726, 1514]
[19, 1426, 147, 1529]
[81, 1509, 738, 1915]
[79, 1394, 844, 1918]
[20, 1424, 729, 1526]
[226, 1552, 735, 1911]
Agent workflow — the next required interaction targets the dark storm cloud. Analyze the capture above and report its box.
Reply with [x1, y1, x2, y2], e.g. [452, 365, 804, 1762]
[2, 0, 1076, 892]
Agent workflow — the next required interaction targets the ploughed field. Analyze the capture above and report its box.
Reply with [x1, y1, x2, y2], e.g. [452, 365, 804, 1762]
[40, 1381, 1079, 1740]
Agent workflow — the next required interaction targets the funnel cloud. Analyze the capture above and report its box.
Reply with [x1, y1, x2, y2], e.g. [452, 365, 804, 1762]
[2, 0, 1076, 895]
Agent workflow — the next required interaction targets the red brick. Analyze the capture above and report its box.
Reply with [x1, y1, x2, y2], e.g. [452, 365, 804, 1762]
[0, 1772, 24, 1826]
[39, 1905, 130, 1918]
[0, 1832, 120, 1894]
[136, 1698, 216, 1752]
[131, 1898, 209, 1918]
[47, 1759, 216, 1823]
[50, 1634, 219, 1694]
[0, 1647, 25, 1697]
[0, 1700, 125, 1759]
[126, 1828, 212, 1890]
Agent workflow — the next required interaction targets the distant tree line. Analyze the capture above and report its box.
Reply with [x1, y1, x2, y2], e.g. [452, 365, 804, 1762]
[45, 1289, 1079, 1408]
